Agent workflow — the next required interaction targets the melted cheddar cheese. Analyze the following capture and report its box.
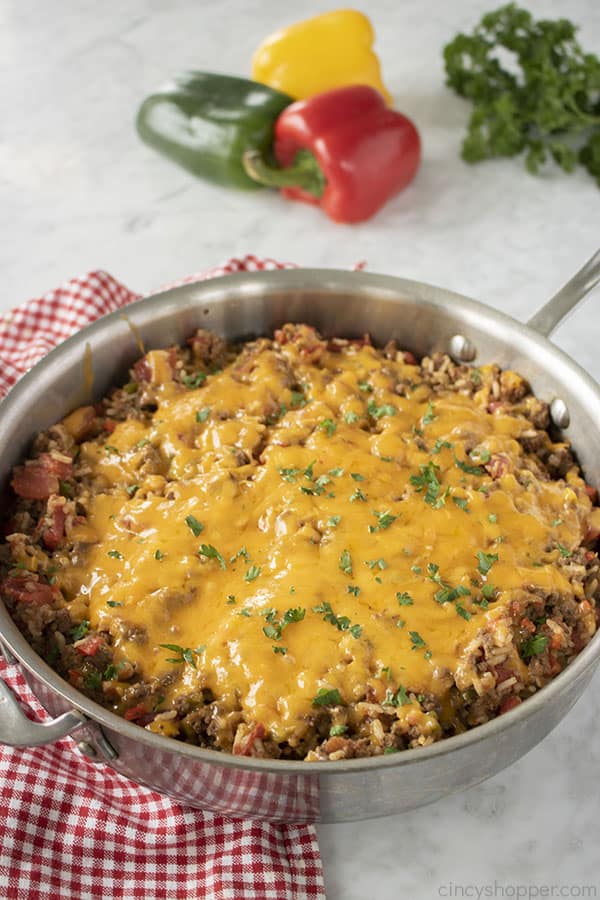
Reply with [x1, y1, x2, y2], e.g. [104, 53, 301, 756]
[55, 332, 597, 746]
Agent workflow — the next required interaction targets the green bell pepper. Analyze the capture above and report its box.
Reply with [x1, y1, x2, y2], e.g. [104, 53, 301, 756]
[136, 72, 293, 190]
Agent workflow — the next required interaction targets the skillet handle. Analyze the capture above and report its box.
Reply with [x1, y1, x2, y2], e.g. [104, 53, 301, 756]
[527, 248, 600, 338]
[0, 676, 87, 747]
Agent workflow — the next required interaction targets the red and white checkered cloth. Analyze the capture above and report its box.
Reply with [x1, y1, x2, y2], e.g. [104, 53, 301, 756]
[0, 257, 325, 900]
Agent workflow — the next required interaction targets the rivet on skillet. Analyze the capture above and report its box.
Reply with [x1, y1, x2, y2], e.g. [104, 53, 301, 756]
[77, 741, 98, 759]
[550, 398, 570, 429]
[448, 334, 477, 363]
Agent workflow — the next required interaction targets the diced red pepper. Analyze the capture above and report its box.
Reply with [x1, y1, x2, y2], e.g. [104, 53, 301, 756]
[41, 506, 67, 551]
[11, 454, 72, 500]
[234, 722, 266, 756]
[124, 704, 148, 722]
[485, 453, 511, 480]
[244, 85, 421, 223]
[0, 575, 56, 606]
[133, 357, 152, 383]
[75, 635, 104, 657]
[585, 484, 598, 503]
[102, 419, 117, 433]
[499, 696, 522, 715]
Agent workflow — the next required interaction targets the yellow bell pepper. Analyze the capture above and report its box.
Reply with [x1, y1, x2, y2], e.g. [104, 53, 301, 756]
[251, 9, 392, 105]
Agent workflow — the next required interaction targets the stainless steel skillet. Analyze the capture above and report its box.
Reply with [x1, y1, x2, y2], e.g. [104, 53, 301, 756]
[0, 251, 599, 824]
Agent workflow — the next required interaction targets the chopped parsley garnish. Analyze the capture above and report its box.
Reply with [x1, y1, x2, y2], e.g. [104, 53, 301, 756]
[476, 551, 498, 576]
[431, 439, 454, 455]
[368, 510, 397, 533]
[367, 401, 397, 419]
[126, 484, 139, 497]
[454, 454, 485, 475]
[106, 600, 122, 608]
[383, 685, 411, 707]
[329, 724, 348, 736]
[409, 461, 447, 507]
[482, 583, 496, 599]
[199, 544, 226, 569]
[237, 608, 251, 617]
[470, 369, 482, 384]
[230, 546, 250, 563]
[273, 646, 287, 655]
[396, 592, 414, 606]
[411, 565, 422, 574]
[427, 563, 471, 604]
[350, 472, 365, 481]
[85, 671, 103, 691]
[471, 447, 491, 463]
[319, 418, 337, 437]
[107, 550, 124, 560]
[59, 480, 73, 499]
[347, 585, 361, 596]
[154, 549, 165, 561]
[312, 688, 343, 707]
[339, 550, 353, 575]
[455, 601, 472, 621]
[195, 407, 211, 423]
[366, 558, 388, 570]
[521, 633, 549, 660]
[313, 602, 362, 638]
[304, 461, 316, 480]
[104, 445, 119, 454]
[301, 474, 331, 496]
[159, 643, 205, 668]
[244, 565, 261, 582]
[422, 401, 436, 425]
[557, 543, 571, 558]
[409, 631, 426, 650]
[452, 496, 470, 512]
[350, 487, 367, 502]
[182, 371, 207, 389]
[329, 467, 344, 477]
[290, 390, 306, 408]
[279, 467, 302, 483]
[488, 513, 498, 523]
[185, 515, 204, 537]
[344, 410, 360, 424]
[262, 606, 306, 641]
[327, 515, 341, 528]
[552, 518, 563, 527]
[71, 620, 90, 641]
[358, 381, 373, 393]
[226, 595, 236, 604]
[134, 438, 149, 450]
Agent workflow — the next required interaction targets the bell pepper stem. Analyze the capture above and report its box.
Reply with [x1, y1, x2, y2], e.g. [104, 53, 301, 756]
[242, 149, 326, 198]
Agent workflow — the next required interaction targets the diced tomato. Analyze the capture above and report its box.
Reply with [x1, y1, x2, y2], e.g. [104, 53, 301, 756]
[499, 696, 522, 715]
[485, 453, 511, 480]
[492, 665, 513, 684]
[402, 351, 418, 365]
[234, 722, 266, 756]
[0, 575, 56, 606]
[124, 704, 148, 722]
[75, 635, 104, 657]
[520, 617, 536, 634]
[585, 484, 598, 503]
[102, 419, 117, 433]
[133, 357, 152, 382]
[11, 454, 72, 500]
[487, 401, 504, 414]
[68, 669, 83, 687]
[42, 506, 66, 551]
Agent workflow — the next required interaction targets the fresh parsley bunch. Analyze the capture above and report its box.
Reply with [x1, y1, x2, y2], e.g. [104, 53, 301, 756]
[443, 4, 600, 185]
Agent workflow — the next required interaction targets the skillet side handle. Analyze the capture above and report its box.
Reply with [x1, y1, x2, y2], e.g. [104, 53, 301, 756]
[0, 676, 87, 747]
[527, 249, 600, 338]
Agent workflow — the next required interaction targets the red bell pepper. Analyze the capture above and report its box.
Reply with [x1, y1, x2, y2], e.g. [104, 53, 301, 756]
[243, 85, 421, 223]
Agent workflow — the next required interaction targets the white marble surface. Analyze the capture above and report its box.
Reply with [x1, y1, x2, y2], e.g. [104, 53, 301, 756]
[2, 0, 600, 896]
